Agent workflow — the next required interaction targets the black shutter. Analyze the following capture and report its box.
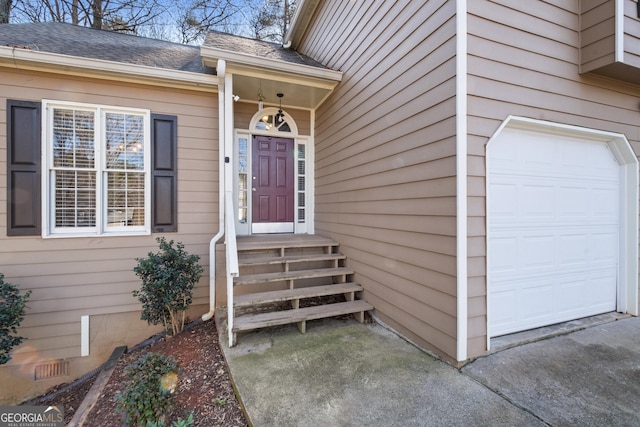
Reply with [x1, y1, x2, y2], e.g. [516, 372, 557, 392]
[150, 113, 177, 233]
[7, 100, 41, 236]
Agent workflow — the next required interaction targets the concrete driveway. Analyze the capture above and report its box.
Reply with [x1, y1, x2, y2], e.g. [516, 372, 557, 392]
[218, 315, 640, 426]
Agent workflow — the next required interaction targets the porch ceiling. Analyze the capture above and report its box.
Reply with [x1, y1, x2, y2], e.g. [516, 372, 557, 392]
[201, 46, 342, 110]
[232, 73, 334, 110]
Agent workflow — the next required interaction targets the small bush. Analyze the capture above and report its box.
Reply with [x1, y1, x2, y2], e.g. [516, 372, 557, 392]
[115, 352, 180, 426]
[0, 274, 31, 365]
[133, 237, 203, 335]
[146, 411, 194, 427]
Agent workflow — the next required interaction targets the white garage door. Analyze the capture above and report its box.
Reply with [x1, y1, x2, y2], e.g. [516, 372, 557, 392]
[488, 127, 620, 336]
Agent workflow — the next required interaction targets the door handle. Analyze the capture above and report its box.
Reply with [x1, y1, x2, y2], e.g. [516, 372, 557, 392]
[252, 187, 256, 191]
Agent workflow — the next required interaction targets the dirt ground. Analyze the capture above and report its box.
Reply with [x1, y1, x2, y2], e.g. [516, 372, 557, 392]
[34, 319, 248, 426]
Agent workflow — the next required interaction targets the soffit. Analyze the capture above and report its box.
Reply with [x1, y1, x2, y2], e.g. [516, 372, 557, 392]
[201, 31, 341, 110]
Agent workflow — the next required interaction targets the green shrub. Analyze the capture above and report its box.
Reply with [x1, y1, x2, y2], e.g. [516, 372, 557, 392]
[133, 237, 203, 335]
[0, 274, 31, 365]
[115, 352, 180, 426]
[146, 411, 194, 427]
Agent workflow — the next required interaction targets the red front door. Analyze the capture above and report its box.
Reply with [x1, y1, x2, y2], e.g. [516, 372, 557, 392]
[251, 135, 294, 233]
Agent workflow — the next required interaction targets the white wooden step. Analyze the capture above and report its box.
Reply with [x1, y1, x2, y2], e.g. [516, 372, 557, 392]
[234, 283, 362, 308]
[233, 267, 353, 286]
[232, 300, 373, 332]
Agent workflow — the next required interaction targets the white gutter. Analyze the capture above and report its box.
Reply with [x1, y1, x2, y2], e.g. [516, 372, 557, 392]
[456, 0, 468, 362]
[0, 46, 217, 92]
[202, 59, 227, 321]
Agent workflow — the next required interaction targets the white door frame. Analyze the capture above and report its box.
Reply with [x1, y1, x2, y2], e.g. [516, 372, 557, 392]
[234, 108, 314, 235]
[485, 116, 639, 347]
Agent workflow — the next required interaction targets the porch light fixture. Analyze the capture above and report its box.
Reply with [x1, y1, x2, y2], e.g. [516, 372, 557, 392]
[257, 82, 265, 111]
[276, 93, 284, 123]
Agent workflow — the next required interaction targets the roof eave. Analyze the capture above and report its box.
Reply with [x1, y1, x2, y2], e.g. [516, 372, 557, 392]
[0, 46, 218, 92]
[200, 45, 342, 85]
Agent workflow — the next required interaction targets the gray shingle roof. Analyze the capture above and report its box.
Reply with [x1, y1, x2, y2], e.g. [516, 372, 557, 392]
[203, 31, 327, 69]
[0, 22, 213, 74]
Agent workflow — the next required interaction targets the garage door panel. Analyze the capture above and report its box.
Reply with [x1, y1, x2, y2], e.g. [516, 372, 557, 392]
[490, 289, 518, 331]
[592, 187, 619, 218]
[491, 273, 616, 335]
[519, 282, 554, 322]
[489, 183, 518, 217]
[556, 278, 590, 314]
[489, 235, 518, 273]
[522, 134, 555, 170]
[489, 131, 620, 337]
[588, 272, 617, 308]
[558, 186, 589, 216]
[558, 234, 589, 266]
[521, 235, 555, 270]
[523, 185, 556, 217]
[591, 232, 619, 263]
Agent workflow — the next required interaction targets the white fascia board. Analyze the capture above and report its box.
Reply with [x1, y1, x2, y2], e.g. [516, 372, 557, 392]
[0, 46, 217, 92]
[201, 46, 342, 84]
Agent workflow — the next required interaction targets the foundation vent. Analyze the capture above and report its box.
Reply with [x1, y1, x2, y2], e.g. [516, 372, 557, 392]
[34, 360, 69, 380]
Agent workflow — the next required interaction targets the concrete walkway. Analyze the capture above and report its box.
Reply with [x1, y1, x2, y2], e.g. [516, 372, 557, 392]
[218, 316, 640, 426]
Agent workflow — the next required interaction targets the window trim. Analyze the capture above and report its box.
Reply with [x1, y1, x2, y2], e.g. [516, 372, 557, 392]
[42, 100, 152, 238]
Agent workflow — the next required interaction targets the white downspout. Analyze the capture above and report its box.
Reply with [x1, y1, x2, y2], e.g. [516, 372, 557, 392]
[202, 59, 227, 321]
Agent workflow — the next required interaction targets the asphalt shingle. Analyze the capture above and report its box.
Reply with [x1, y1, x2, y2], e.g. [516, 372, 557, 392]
[0, 23, 327, 74]
[0, 22, 212, 74]
[203, 31, 327, 69]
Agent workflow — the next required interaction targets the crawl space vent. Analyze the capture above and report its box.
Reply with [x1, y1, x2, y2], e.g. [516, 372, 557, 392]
[34, 360, 69, 380]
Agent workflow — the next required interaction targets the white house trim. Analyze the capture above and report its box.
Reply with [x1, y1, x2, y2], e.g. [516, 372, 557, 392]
[615, 0, 625, 63]
[456, 0, 468, 362]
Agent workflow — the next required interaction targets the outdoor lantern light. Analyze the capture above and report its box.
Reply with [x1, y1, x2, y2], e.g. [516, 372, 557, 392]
[257, 82, 265, 111]
[276, 93, 284, 123]
[257, 92, 264, 111]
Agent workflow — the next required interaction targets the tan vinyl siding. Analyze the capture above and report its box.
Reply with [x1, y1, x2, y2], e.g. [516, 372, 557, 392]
[624, 0, 640, 68]
[0, 68, 218, 403]
[578, 0, 640, 84]
[298, 0, 459, 360]
[468, 0, 640, 358]
[579, 0, 616, 73]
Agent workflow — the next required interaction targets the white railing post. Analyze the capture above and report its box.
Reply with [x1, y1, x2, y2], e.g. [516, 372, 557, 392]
[225, 190, 239, 347]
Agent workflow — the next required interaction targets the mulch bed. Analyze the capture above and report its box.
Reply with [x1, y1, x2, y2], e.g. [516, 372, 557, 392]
[32, 319, 248, 426]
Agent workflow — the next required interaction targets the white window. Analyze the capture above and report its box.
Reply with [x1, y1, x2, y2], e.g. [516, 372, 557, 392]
[44, 101, 150, 237]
